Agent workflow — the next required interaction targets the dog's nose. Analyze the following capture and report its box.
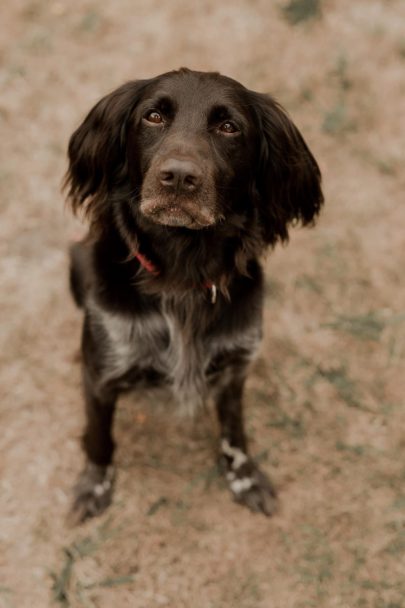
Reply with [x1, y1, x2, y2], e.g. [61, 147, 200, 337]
[159, 159, 202, 193]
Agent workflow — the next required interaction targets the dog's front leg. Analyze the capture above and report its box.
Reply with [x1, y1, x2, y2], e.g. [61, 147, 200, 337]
[68, 368, 117, 525]
[215, 366, 277, 516]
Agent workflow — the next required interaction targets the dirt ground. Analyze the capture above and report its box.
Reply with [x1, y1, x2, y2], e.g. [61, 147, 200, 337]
[1, 1, 404, 606]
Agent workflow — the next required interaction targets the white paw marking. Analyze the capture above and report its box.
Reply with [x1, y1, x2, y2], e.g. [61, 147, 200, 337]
[94, 484, 105, 496]
[93, 479, 111, 497]
[230, 477, 255, 494]
[221, 438, 248, 470]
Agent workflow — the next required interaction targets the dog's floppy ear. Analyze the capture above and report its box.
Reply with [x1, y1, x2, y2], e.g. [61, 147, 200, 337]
[64, 79, 151, 219]
[251, 92, 324, 245]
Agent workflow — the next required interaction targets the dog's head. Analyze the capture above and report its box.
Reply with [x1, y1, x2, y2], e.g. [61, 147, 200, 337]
[65, 68, 323, 245]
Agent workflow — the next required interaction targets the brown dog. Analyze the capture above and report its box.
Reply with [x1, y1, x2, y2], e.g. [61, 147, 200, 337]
[65, 68, 323, 523]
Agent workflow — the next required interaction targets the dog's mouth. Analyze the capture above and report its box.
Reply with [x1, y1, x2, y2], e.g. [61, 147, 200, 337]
[140, 197, 217, 230]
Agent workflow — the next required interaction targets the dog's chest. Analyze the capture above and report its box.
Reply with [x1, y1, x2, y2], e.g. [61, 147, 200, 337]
[90, 302, 172, 379]
[88, 297, 261, 402]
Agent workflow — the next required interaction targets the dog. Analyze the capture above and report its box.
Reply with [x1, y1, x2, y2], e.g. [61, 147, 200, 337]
[64, 68, 323, 523]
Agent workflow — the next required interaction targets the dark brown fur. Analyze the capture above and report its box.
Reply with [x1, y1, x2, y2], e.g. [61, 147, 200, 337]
[64, 68, 323, 523]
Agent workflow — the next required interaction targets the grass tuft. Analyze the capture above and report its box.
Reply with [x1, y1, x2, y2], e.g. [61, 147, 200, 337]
[323, 312, 385, 341]
[335, 441, 365, 456]
[314, 365, 366, 410]
[147, 496, 169, 516]
[80, 575, 136, 590]
[295, 274, 323, 294]
[50, 518, 122, 605]
[80, 10, 101, 32]
[282, 0, 321, 25]
[50, 548, 75, 605]
[322, 102, 348, 134]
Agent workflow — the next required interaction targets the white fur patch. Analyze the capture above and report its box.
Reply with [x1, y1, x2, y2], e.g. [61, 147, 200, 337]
[230, 477, 254, 494]
[221, 438, 248, 469]
[93, 479, 111, 496]
[86, 295, 262, 416]
[88, 299, 170, 384]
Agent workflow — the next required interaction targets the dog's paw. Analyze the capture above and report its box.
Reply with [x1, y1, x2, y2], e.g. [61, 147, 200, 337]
[227, 464, 277, 516]
[67, 463, 115, 526]
[220, 440, 277, 516]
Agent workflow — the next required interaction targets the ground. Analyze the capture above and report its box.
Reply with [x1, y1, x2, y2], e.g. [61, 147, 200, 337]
[0, 1, 404, 607]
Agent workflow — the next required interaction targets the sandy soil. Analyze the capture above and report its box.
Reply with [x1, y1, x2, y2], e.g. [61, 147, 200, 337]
[1, 1, 404, 606]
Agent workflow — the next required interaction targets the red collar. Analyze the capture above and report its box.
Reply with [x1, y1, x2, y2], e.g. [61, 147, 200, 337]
[134, 251, 160, 276]
[134, 250, 217, 303]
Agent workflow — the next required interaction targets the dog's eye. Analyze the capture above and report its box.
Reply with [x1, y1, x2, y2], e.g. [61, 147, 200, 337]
[218, 121, 239, 135]
[144, 110, 164, 124]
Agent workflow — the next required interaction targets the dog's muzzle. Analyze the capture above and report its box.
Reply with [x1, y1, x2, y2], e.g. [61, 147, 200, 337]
[140, 157, 218, 229]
